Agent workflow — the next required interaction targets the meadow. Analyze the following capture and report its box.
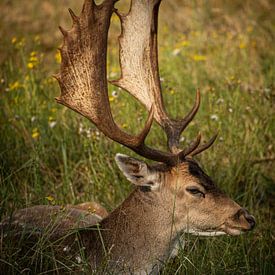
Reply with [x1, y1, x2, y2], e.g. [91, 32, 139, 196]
[0, 0, 274, 274]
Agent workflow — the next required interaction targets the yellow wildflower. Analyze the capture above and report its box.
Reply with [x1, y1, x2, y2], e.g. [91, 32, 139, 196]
[11, 37, 17, 44]
[27, 51, 39, 69]
[8, 81, 20, 91]
[32, 128, 40, 139]
[109, 96, 115, 102]
[27, 62, 35, 69]
[45, 195, 55, 202]
[175, 40, 189, 48]
[122, 123, 128, 128]
[45, 195, 55, 205]
[30, 56, 38, 63]
[180, 40, 189, 47]
[239, 42, 246, 49]
[192, 55, 207, 62]
[55, 50, 61, 64]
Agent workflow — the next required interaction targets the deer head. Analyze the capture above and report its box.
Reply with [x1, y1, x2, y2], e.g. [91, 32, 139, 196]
[54, 0, 255, 271]
[115, 154, 255, 237]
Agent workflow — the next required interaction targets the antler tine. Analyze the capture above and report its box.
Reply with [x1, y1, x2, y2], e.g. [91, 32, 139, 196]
[178, 133, 201, 160]
[55, 0, 182, 166]
[189, 133, 218, 157]
[179, 89, 201, 132]
[165, 89, 201, 153]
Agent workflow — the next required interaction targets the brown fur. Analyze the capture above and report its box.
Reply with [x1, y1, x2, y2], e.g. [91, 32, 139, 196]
[1, 159, 255, 274]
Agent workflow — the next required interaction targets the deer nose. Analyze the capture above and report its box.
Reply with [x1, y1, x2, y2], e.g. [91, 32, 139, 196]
[238, 208, 256, 230]
[244, 212, 256, 230]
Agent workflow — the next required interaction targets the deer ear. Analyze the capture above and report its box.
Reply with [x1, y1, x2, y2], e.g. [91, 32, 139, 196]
[115, 154, 159, 190]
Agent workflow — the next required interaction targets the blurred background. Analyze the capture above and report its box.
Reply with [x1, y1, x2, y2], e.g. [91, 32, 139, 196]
[0, 0, 274, 274]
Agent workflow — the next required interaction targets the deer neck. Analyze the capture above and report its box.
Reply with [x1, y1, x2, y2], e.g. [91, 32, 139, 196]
[83, 187, 180, 272]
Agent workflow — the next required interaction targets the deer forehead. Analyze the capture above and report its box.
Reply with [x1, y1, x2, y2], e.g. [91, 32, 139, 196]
[168, 162, 200, 183]
[162, 161, 217, 191]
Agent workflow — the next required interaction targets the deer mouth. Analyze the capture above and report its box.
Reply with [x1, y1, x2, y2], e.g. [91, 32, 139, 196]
[219, 223, 252, 236]
[185, 229, 226, 236]
[185, 224, 249, 236]
[188, 226, 247, 236]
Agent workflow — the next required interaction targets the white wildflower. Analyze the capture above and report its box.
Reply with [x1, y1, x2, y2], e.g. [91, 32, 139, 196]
[112, 90, 118, 97]
[95, 130, 100, 136]
[49, 121, 57, 128]
[109, 71, 117, 78]
[172, 48, 181, 56]
[210, 114, 219, 121]
[75, 255, 82, 264]
[63, 245, 70, 252]
[78, 123, 84, 134]
[180, 136, 185, 142]
[216, 98, 224, 104]
[86, 129, 91, 138]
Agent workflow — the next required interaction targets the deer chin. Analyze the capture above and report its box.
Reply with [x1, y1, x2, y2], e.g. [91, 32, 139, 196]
[219, 224, 245, 236]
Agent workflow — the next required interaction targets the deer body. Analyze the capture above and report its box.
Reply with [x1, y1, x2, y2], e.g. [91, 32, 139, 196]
[2, 157, 254, 274]
[81, 188, 177, 274]
[1, 0, 255, 274]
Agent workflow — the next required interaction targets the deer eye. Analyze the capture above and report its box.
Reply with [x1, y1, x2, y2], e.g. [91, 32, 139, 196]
[186, 187, 205, 198]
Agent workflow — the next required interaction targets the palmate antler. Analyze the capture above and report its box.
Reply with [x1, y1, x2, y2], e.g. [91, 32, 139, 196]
[55, 0, 217, 166]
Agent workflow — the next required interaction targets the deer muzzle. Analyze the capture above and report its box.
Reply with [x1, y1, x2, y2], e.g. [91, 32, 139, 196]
[221, 208, 256, 235]
[236, 208, 256, 231]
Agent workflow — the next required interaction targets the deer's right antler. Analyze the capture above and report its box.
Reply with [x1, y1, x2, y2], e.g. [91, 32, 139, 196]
[55, 0, 217, 166]
[111, 0, 217, 156]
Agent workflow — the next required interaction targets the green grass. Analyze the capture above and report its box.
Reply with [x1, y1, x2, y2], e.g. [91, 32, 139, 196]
[0, 0, 274, 274]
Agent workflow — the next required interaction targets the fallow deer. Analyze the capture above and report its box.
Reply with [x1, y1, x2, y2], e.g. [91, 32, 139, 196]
[1, 0, 255, 274]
